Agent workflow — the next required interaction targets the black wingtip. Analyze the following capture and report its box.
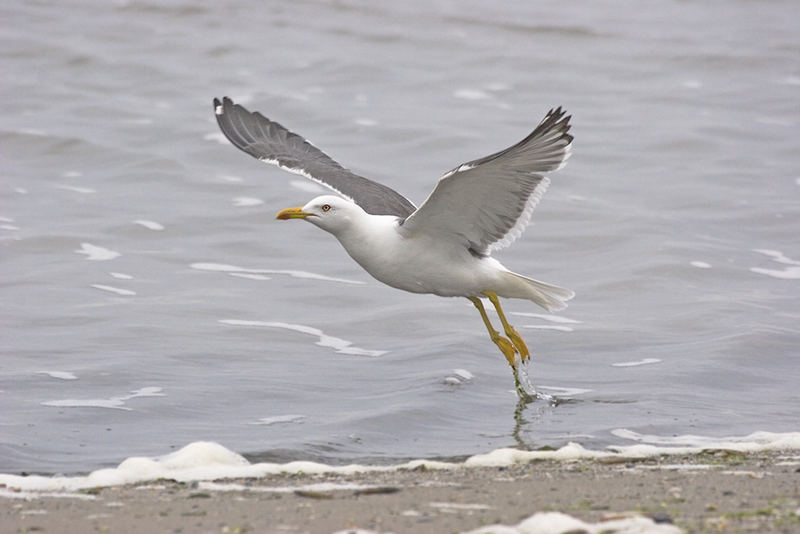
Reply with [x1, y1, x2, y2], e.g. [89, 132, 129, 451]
[213, 96, 237, 116]
[546, 106, 573, 143]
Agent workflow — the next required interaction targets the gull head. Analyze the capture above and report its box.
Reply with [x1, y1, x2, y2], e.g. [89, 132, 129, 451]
[275, 195, 363, 235]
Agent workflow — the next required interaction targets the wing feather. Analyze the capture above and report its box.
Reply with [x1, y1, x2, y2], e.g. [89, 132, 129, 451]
[213, 97, 416, 218]
[400, 107, 572, 255]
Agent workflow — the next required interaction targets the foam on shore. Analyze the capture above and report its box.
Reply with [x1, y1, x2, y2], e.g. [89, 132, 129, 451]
[1, 431, 799, 495]
[463, 511, 682, 534]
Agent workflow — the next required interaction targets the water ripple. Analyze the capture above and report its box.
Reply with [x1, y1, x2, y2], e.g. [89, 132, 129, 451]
[751, 249, 800, 279]
[42, 387, 165, 411]
[191, 262, 364, 284]
[75, 243, 120, 261]
[220, 319, 387, 357]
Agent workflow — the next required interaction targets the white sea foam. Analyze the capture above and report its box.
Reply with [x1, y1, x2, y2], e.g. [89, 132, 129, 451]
[191, 262, 363, 284]
[41, 387, 164, 411]
[38, 371, 78, 380]
[465, 511, 682, 534]
[91, 284, 136, 296]
[75, 243, 120, 261]
[0, 488, 96, 501]
[1, 432, 799, 497]
[249, 414, 305, 426]
[0, 442, 451, 495]
[133, 219, 164, 231]
[110, 272, 133, 280]
[611, 429, 800, 452]
[750, 248, 800, 279]
[220, 319, 387, 357]
[1, 224, 20, 231]
[690, 261, 711, 269]
[612, 358, 661, 368]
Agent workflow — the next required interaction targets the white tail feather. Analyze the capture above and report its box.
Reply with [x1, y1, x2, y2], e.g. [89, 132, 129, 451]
[503, 272, 575, 312]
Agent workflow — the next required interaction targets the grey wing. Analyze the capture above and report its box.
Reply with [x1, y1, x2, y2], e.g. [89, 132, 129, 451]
[213, 97, 416, 218]
[400, 107, 573, 255]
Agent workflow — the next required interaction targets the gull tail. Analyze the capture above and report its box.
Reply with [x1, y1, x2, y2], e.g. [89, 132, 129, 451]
[503, 271, 575, 312]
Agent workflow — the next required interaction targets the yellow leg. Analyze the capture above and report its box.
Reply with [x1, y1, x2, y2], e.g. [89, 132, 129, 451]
[468, 296, 518, 367]
[484, 291, 531, 363]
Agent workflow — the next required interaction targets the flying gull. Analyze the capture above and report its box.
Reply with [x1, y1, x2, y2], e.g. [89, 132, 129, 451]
[213, 96, 574, 387]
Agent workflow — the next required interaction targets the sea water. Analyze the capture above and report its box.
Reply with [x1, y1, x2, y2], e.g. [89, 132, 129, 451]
[2, 0, 799, 476]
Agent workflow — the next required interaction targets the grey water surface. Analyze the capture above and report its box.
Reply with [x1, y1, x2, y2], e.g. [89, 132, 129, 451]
[2, 0, 799, 474]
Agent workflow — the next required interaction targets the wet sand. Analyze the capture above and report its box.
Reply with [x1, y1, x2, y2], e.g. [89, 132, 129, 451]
[3, 451, 798, 534]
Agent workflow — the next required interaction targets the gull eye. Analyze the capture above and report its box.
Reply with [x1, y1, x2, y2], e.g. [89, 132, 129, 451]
[321, 204, 331, 212]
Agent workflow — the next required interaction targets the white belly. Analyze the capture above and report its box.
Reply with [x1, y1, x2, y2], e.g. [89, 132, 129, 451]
[334, 218, 505, 297]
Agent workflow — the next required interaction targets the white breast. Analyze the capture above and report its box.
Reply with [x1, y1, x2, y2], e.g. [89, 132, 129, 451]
[332, 212, 504, 297]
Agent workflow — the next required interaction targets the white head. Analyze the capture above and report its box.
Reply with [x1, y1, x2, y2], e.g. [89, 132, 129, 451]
[275, 195, 364, 236]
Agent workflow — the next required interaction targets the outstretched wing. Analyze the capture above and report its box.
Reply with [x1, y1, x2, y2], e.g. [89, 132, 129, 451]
[400, 108, 572, 256]
[213, 97, 416, 218]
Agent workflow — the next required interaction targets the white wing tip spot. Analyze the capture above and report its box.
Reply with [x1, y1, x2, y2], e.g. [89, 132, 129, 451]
[215, 105, 223, 115]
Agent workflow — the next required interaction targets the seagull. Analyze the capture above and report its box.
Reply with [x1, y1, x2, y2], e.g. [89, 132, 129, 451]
[213, 96, 574, 386]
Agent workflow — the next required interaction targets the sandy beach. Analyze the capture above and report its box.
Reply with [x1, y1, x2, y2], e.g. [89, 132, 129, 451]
[3, 450, 798, 534]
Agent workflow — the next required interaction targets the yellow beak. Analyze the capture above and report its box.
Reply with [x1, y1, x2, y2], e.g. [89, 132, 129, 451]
[276, 207, 312, 220]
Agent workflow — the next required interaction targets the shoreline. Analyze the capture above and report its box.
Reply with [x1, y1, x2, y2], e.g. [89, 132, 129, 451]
[3, 450, 799, 533]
